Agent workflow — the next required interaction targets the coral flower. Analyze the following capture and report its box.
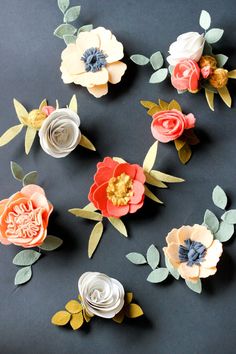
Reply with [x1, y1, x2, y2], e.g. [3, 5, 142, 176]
[0, 185, 53, 248]
[163, 224, 223, 283]
[171, 59, 200, 93]
[88, 157, 146, 218]
[60, 27, 127, 98]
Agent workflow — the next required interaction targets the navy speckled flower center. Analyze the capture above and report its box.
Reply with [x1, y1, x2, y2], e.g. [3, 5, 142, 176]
[81, 47, 107, 72]
[179, 239, 206, 266]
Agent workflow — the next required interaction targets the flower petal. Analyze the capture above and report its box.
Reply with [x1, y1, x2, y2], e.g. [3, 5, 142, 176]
[61, 44, 85, 74]
[106, 200, 129, 218]
[177, 225, 192, 245]
[76, 32, 100, 53]
[201, 240, 223, 268]
[191, 224, 213, 248]
[101, 35, 124, 63]
[130, 181, 145, 204]
[21, 185, 45, 198]
[178, 263, 200, 280]
[74, 68, 109, 87]
[106, 61, 127, 84]
[166, 228, 179, 245]
[199, 266, 217, 278]
[134, 165, 146, 184]
[165, 243, 180, 264]
[113, 163, 136, 179]
[87, 83, 108, 98]
[92, 182, 109, 214]
[129, 197, 144, 214]
[94, 167, 114, 185]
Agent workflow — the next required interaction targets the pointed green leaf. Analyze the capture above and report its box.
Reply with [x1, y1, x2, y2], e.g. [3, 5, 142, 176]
[144, 185, 163, 204]
[205, 28, 224, 44]
[215, 54, 228, 68]
[25, 126, 37, 155]
[143, 141, 158, 172]
[165, 256, 179, 280]
[144, 172, 167, 188]
[150, 51, 163, 70]
[215, 221, 234, 242]
[13, 250, 41, 266]
[150, 170, 184, 183]
[54, 24, 76, 39]
[15, 266, 32, 285]
[23, 171, 38, 186]
[83, 202, 97, 212]
[130, 54, 149, 65]
[79, 134, 96, 151]
[10, 161, 24, 181]
[185, 279, 202, 294]
[149, 68, 168, 83]
[199, 10, 211, 30]
[147, 268, 169, 283]
[13, 99, 28, 124]
[68, 94, 78, 113]
[78, 24, 93, 33]
[68, 208, 103, 221]
[140, 100, 157, 110]
[108, 217, 128, 237]
[39, 235, 63, 251]
[58, 0, 70, 14]
[205, 88, 214, 111]
[212, 185, 227, 210]
[64, 6, 81, 23]
[146, 244, 160, 270]
[88, 222, 103, 258]
[63, 34, 76, 45]
[0, 124, 24, 147]
[203, 209, 219, 233]
[221, 210, 236, 224]
[126, 252, 146, 265]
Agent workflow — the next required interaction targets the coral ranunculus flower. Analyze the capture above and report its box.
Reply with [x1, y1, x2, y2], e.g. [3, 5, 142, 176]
[163, 225, 223, 283]
[171, 59, 200, 93]
[88, 157, 146, 218]
[60, 27, 127, 98]
[0, 185, 53, 248]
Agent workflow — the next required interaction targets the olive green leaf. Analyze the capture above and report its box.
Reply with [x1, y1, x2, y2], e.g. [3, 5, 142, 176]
[144, 172, 167, 188]
[51, 311, 71, 326]
[68, 208, 103, 221]
[79, 134, 96, 151]
[150, 170, 184, 183]
[14, 266, 32, 285]
[178, 143, 192, 164]
[39, 235, 63, 251]
[13, 250, 41, 266]
[143, 141, 158, 172]
[130, 54, 149, 65]
[88, 222, 104, 258]
[140, 100, 157, 110]
[25, 126, 37, 155]
[13, 98, 28, 124]
[68, 94, 78, 113]
[10, 161, 24, 181]
[108, 217, 128, 237]
[217, 86, 232, 108]
[0, 124, 24, 147]
[205, 88, 214, 111]
[144, 185, 163, 204]
[23, 171, 38, 186]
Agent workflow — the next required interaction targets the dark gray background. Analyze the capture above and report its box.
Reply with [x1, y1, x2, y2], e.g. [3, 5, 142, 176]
[0, 0, 236, 353]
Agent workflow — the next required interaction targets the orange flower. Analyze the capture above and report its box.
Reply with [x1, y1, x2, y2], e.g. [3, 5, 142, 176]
[163, 224, 223, 283]
[60, 27, 127, 98]
[88, 157, 145, 218]
[0, 185, 53, 248]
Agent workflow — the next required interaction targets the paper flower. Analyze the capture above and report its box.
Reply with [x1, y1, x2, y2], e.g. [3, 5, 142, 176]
[60, 27, 127, 98]
[171, 59, 201, 92]
[0, 95, 96, 156]
[69, 147, 184, 258]
[141, 99, 199, 164]
[51, 272, 143, 331]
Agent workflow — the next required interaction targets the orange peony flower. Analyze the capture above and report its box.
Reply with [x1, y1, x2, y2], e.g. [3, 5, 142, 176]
[88, 157, 146, 218]
[0, 185, 53, 248]
[163, 224, 223, 283]
[60, 27, 127, 98]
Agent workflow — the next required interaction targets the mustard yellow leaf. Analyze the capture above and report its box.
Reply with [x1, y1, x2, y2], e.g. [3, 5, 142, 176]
[39, 99, 47, 111]
[69, 94, 78, 113]
[147, 105, 162, 116]
[150, 170, 184, 183]
[0, 124, 24, 147]
[168, 100, 182, 111]
[113, 310, 125, 324]
[88, 221, 104, 258]
[144, 172, 167, 188]
[205, 89, 214, 111]
[158, 99, 169, 110]
[125, 292, 133, 304]
[113, 157, 126, 163]
[144, 185, 163, 204]
[25, 126, 37, 155]
[51, 311, 71, 326]
[13, 98, 28, 124]
[178, 143, 192, 164]
[83, 202, 97, 212]
[143, 141, 158, 172]
[140, 100, 157, 109]
[125, 303, 144, 318]
[68, 208, 103, 221]
[70, 312, 84, 330]
[65, 300, 82, 314]
[174, 137, 186, 151]
[108, 217, 128, 237]
[217, 86, 232, 108]
[79, 134, 96, 151]
[228, 70, 236, 79]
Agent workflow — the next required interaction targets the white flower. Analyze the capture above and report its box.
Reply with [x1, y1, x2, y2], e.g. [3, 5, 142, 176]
[78, 272, 125, 319]
[167, 32, 205, 66]
[38, 108, 81, 158]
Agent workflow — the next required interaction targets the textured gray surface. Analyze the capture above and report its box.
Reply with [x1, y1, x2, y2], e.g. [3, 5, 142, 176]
[0, 0, 236, 353]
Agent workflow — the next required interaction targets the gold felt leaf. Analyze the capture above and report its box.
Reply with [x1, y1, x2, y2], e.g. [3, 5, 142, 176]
[178, 143, 192, 164]
[217, 86, 232, 108]
[113, 157, 126, 163]
[108, 217, 128, 237]
[228, 70, 236, 79]
[144, 185, 163, 204]
[140, 100, 157, 109]
[168, 100, 182, 111]
[143, 141, 158, 172]
[79, 134, 96, 151]
[158, 99, 169, 110]
[69, 94, 78, 113]
[83, 309, 93, 323]
[39, 99, 47, 111]
[205, 89, 214, 111]
[113, 310, 125, 324]
[183, 129, 200, 146]
[88, 221, 104, 258]
[51, 311, 71, 326]
[150, 170, 184, 183]
[125, 292, 133, 304]
[125, 303, 144, 318]
[70, 312, 84, 330]
[0, 124, 24, 147]
[147, 105, 162, 116]
[144, 172, 167, 188]
[68, 208, 103, 221]
[174, 137, 186, 151]
[65, 300, 82, 314]
[25, 126, 37, 155]
[83, 202, 97, 212]
[13, 99, 28, 124]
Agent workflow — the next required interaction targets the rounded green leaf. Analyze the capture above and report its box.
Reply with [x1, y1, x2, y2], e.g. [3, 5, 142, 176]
[203, 209, 219, 233]
[64, 6, 81, 23]
[165, 256, 179, 280]
[150, 51, 163, 70]
[212, 185, 227, 210]
[199, 10, 211, 30]
[215, 54, 228, 68]
[130, 54, 149, 65]
[126, 252, 146, 265]
[63, 34, 76, 45]
[57, 0, 70, 14]
[23, 171, 38, 186]
[205, 28, 224, 44]
[146, 244, 160, 270]
[149, 68, 168, 84]
[14, 266, 32, 285]
[54, 24, 76, 39]
[215, 221, 234, 242]
[10, 161, 24, 181]
[78, 24, 93, 33]
[147, 268, 169, 283]
[13, 250, 41, 266]
[221, 210, 236, 224]
[185, 279, 202, 294]
[39, 235, 63, 251]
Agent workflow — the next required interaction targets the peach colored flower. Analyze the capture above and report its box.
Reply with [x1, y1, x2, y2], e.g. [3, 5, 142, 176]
[0, 185, 53, 248]
[151, 109, 196, 143]
[171, 59, 200, 92]
[163, 224, 223, 283]
[60, 27, 127, 98]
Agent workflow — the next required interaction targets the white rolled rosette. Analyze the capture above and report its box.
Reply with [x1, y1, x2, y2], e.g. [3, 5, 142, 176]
[167, 32, 205, 66]
[78, 272, 125, 319]
[38, 108, 81, 158]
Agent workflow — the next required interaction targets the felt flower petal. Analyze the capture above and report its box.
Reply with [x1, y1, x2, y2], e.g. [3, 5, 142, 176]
[134, 165, 146, 184]
[165, 243, 180, 263]
[94, 167, 114, 185]
[21, 184, 46, 198]
[178, 263, 200, 279]
[61, 44, 85, 74]
[130, 181, 145, 204]
[92, 182, 109, 214]
[191, 224, 213, 248]
[76, 32, 100, 53]
[113, 163, 137, 179]
[101, 36, 124, 63]
[106, 61, 127, 84]
[97, 157, 118, 170]
[201, 240, 223, 268]
[87, 84, 108, 98]
[177, 226, 192, 245]
[92, 27, 112, 45]
[199, 266, 217, 278]
[129, 198, 144, 213]
[106, 200, 129, 218]
[74, 68, 109, 87]
[166, 228, 179, 244]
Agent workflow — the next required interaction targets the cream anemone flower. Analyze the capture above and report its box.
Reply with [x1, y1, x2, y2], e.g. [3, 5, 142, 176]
[60, 27, 127, 98]
[163, 224, 223, 283]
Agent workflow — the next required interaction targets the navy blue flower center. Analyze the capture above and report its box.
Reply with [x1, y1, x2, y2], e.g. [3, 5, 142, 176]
[81, 47, 107, 72]
[179, 239, 206, 267]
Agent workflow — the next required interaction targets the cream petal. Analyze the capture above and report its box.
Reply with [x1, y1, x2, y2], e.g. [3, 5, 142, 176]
[177, 225, 192, 245]
[199, 266, 217, 278]
[191, 224, 213, 248]
[178, 263, 200, 279]
[73, 67, 109, 87]
[106, 61, 127, 84]
[60, 69, 76, 84]
[201, 240, 223, 268]
[91, 27, 112, 45]
[87, 83, 108, 98]
[165, 243, 180, 264]
[76, 32, 100, 53]
[166, 228, 179, 245]
[101, 35, 124, 63]
[61, 45, 85, 75]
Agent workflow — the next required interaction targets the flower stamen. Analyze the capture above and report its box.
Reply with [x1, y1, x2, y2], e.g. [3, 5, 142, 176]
[81, 47, 107, 72]
[179, 238, 206, 266]
[106, 173, 133, 206]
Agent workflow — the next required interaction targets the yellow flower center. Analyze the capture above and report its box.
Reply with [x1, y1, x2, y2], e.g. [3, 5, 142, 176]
[106, 173, 133, 206]
[27, 109, 47, 129]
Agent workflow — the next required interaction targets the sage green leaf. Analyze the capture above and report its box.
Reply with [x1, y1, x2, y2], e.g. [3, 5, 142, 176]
[64, 6, 81, 23]
[108, 217, 128, 237]
[68, 208, 103, 221]
[23, 171, 38, 186]
[203, 41, 213, 55]
[168, 65, 174, 75]
[165, 256, 179, 280]
[126, 252, 146, 265]
[215, 54, 228, 68]
[63, 34, 76, 45]
[215, 221, 234, 242]
[185, 279, 202, 294]
[54, 24, 76, 39]
[130, 54, 149, 65]
[149, 68, 168, 83]
[199, 10, 211, 30]
[212, 185, 227, 210]
[146, 244, 160, 270]
[88, 222, 103, 258]
[10, 161, 24, 181]
[147, 268, 169, 283]
[205, 28, 224, 44]
[13, 250, 41, 266]
[221, 210, 236, 224]
[150, 51, 163, 70]
[14, 266, 32, 285]
[39, 235, 63, 251]
[203, 209, 219, 233]
[0, 124, 24, 147]
[78, 24, 93, 33]
[58, 0, 70, 14]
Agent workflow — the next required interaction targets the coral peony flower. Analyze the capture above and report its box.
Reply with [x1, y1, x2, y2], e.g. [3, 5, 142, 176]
[151, 109, 196, 143]
[60, 27, 127, 98]
[0, 185, 53, 248]
[163, 224, 223, 283]
[88, 157, 146, 218]
[171, 59, 201, 92]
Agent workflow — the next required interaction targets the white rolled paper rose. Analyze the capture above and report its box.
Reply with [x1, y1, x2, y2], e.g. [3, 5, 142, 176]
[38, 108, 81, 158]
[167, 32, 205, 66]
[78, 272, 125, 319]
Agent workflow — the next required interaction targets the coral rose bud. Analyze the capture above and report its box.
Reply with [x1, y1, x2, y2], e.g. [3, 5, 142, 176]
[199, 55, 217, 70]
[209, 68, 229, 88]
[41, 106, 55, 116]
